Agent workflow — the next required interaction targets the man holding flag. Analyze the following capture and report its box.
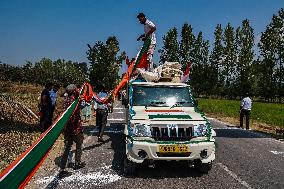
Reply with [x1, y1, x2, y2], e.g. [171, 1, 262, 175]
[137, 12, 157, 71]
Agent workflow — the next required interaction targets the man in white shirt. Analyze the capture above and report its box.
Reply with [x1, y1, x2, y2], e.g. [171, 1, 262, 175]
[49, 84, 60, 121]
[94, 88, 110, 142]
[137, 12, 157, 71]
[240, 93, 252, 130]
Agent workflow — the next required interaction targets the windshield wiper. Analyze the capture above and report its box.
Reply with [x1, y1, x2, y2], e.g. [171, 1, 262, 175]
[149, 101, 166, 106]
[176, 100, 192, 104]
[173, 101, 193, 107]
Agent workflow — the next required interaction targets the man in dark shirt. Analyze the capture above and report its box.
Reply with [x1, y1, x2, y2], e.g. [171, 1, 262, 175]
[39, 83, 53, 132]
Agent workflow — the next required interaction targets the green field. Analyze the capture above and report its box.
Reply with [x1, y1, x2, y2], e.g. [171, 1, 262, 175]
[197, 98, 284, 128]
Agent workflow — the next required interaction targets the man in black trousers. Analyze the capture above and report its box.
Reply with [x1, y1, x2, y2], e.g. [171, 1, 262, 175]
[240, 93, 252, 130]
[95, 87, 109, 142]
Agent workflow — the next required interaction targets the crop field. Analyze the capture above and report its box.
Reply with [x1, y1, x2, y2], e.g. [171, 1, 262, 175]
[0, 81, 64, 172]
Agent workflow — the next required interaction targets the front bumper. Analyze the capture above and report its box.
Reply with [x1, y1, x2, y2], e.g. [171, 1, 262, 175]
[126, 139, 215, 164]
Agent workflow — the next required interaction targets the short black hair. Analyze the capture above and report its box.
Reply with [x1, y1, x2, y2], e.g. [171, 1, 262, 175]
[137, 13, 145, 18]
[54, 83, 60, 89]
[45, 82, 53, 89]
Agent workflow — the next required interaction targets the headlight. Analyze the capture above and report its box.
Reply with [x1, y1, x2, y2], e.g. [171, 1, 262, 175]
[133, 124, 151, 137]
[193, 124, 208, 137]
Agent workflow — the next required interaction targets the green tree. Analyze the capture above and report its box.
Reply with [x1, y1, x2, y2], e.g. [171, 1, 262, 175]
[87, 36, 125, 91]
[209, 24, 224, 97]
[179, 23, 195, 70]
[236, 19, 254, 96]
[161, 27, 179, 62]
[191, 32, 209, 96]
[33, 58, 54, 85]
[223, 23, 237, 98]
[271, 8, 284, 102]
[21, 61, 34, 83]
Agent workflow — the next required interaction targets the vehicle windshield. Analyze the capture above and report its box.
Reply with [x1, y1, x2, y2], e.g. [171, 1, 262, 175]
[132, 85, 194, 107]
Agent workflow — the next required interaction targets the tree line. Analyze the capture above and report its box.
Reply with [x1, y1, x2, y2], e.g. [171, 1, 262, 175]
[0, 58, 88, 87]
[0, 36, 124, 92]
[160, 8, 284, 103]
[0, 9, 283, 102]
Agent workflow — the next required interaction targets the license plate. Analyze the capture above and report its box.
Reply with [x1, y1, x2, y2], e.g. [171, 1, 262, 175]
[159, 145, 189, 153]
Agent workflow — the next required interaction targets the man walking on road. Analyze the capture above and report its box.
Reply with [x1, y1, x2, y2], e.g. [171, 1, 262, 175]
[95, 87, 109, 142]
[59, 84, 85, 177]
[137, 12, 157, 71]
[240, 93, 252, 130]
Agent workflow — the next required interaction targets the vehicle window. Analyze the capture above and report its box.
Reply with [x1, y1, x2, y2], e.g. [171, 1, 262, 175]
[132, 85, 194, 107]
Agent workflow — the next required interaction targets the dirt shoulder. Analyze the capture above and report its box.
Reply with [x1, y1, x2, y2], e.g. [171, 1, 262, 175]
[206, 113, 284, 140]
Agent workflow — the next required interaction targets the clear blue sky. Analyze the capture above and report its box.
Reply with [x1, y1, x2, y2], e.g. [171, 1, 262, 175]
[0, 0, 283, 70]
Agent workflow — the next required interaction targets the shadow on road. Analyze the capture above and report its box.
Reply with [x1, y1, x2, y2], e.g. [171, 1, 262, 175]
[215, 128, 270, 138]
[108, 123, 204, 179]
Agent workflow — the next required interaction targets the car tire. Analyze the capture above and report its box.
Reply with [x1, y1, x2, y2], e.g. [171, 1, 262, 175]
[194, 160, 212, 173]
[123, 158, 136, 176]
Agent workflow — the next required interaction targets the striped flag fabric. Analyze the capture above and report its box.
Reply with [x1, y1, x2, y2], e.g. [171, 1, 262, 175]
[0, 84, 85, 189]
[132, 37, 151, 74]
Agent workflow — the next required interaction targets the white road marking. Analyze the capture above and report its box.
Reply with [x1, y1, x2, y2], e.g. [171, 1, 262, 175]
[217, 163, 253, 189]
[90, 130, 122, 134]
[107, 118, 124, 121]
[114, 107, 123, 110]
[114, 103, 119, 108]
[270, 151, 284, 155]
[213, 127, 239, 130]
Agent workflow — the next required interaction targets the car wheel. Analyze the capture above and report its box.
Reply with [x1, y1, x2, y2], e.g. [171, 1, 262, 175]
[123, 158, 136, 176]
[194, 160, 212, 173]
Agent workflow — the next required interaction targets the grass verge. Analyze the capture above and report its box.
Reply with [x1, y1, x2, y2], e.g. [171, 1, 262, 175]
[198, 98, 284, 138]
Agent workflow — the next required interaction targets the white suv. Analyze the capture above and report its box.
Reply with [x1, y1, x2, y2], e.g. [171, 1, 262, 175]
[122, 81, 216, 175]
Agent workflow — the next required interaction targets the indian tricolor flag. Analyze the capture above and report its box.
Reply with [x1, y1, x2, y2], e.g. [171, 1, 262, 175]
[146, 109, 192, 119]
[131, 37, 151, 75]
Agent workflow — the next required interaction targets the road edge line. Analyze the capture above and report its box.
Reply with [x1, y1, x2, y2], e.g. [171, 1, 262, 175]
[217, 162, 253, 189]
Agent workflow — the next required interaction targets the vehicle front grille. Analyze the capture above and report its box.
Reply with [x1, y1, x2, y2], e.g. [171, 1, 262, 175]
[151, 124, 194, 141]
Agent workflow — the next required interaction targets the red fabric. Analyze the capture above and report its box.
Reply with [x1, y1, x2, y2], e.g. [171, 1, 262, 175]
[82, 51, 148, 103]
[63, 94, 83, 135]
[184, 62, 191, 75]
[83, 83, 94, 102]
[136, 52, 148, 69]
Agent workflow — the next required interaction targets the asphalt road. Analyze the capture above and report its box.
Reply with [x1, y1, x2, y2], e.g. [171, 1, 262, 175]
[29, 101, 284, 189]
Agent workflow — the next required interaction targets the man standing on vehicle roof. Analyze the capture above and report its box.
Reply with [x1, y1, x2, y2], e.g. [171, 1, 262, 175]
[137, 12, 157, 71]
